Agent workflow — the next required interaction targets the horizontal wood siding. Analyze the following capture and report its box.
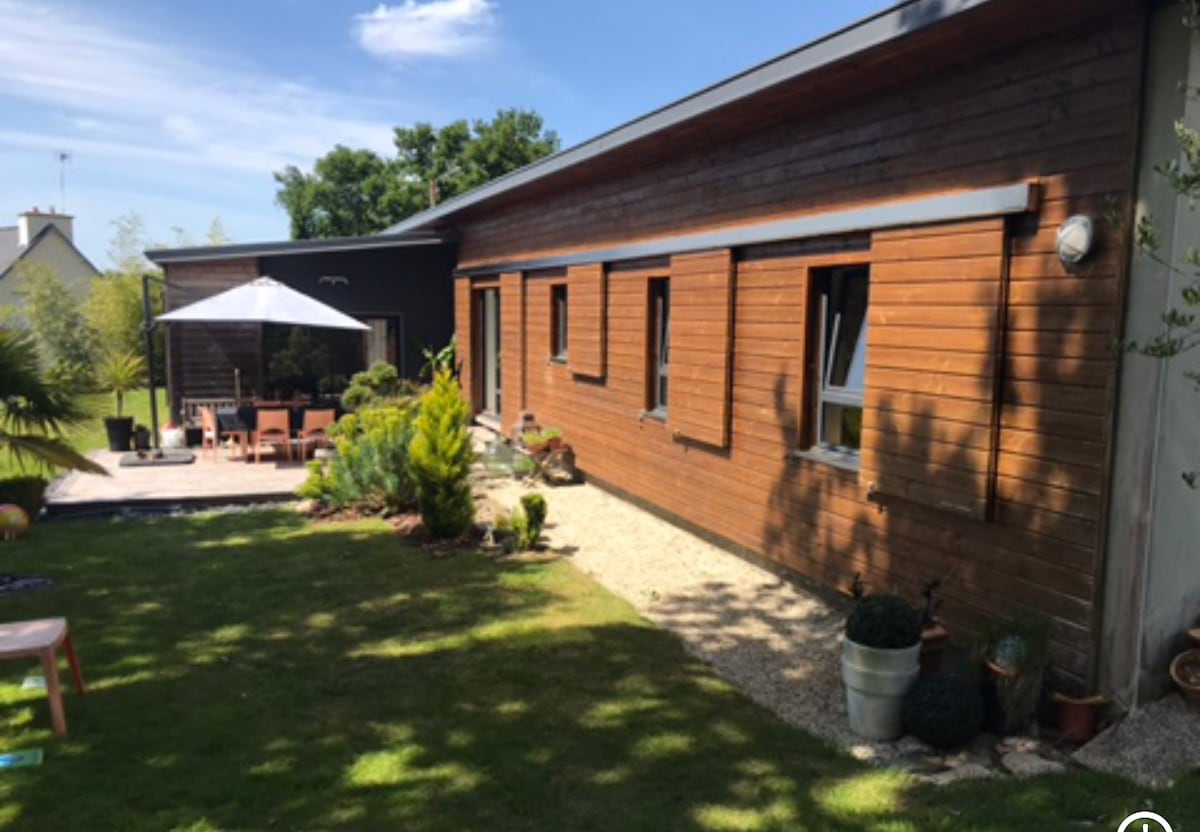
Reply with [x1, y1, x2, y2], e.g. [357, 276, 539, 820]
[862, 219, 1006, 519]
[164, 258, 260, 414]
[454, 6, 1145, 681]
[670, 249, 734, 448]
[567, 263, 606, 378]
[455, 276, 473, 409]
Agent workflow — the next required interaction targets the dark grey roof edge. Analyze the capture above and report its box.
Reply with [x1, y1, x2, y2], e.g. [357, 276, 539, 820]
[145, 231, 453, 264]
[383, 0, 996, 235]
[0, 224, 102, 280]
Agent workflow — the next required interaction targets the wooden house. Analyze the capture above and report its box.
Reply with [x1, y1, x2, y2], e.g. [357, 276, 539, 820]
[379, 0, 1197, 702]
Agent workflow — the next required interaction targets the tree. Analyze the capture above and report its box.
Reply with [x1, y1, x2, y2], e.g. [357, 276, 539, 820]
[274, 108, 560, 239]
[274, 146, 398, 239]
[15, 262, 97, 390]
[205, 216, 230, 246]
[108, 211, 154, 274]
[0, 329, 105, 474]
[409, 369, 475, 538]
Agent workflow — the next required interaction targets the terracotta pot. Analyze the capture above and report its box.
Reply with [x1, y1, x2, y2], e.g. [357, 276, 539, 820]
[1169, 648, 1200, 704]
[545, 436, 564, 451]
[919, 623, 949, 676]
[1052, 693, 1105, 743]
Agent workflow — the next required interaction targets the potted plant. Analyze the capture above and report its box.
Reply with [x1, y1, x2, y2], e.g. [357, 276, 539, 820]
[542, 426, 564, 451]
[523, 430, 549, 454]
[95, 350, 145, 452]
[841, 593, 922, 740]
[1170, 648, 1200, 703]
[1050, 684, 1107, 743]
[978, 614, 1052, 735]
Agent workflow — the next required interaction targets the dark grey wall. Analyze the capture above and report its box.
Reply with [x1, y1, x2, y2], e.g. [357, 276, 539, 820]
[260, 244, 457, 380]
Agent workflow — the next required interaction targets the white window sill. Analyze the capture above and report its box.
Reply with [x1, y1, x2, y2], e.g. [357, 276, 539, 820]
[790, 447, 860, 473]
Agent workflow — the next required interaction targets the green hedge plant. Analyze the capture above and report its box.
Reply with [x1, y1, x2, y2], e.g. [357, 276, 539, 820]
[846, 594, 922, 649]
[903, 676, 984, 749]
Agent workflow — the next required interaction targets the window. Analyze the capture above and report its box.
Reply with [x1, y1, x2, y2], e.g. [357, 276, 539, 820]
[551, 284, 568, 360]
[813, 266, 869, 454]
[648, 278, 670, 414]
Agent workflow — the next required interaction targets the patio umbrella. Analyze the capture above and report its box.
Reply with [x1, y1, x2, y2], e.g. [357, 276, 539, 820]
[157, 276, 369, 331]
[141, 275, 369, 457]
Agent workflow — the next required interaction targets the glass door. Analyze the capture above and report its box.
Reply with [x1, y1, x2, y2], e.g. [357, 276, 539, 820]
[479, 288, 501, 417]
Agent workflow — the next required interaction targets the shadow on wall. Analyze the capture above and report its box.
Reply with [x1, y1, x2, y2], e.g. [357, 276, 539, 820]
[757, 199, 1117, 685]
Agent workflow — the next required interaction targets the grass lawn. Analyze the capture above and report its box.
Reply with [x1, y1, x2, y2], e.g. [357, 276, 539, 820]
[0, 511, 1195, 831]
[0, 388, 167, 480]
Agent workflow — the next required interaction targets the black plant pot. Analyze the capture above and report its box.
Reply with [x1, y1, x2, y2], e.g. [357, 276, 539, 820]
[104, 417, 134, 452]
[133, 427, 151, 451]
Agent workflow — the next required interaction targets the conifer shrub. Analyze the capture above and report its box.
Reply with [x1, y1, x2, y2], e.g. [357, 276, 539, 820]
[410, 370, 475, 538]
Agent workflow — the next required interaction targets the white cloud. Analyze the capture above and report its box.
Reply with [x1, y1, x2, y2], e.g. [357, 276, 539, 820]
[0, 1, 398, 175]
[355, 0, 498, 61]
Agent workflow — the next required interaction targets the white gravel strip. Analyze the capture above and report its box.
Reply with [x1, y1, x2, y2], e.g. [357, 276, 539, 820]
[478, 473, 897, 761]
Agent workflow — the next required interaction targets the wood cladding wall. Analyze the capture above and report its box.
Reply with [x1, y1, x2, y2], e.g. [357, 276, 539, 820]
[452, 7, 1146, 680]
[457, 8, 1144, 271]
[164, 258, 261, 413]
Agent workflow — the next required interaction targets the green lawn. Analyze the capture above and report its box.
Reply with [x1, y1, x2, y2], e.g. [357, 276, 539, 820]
[0, 388, 168, 479]
[0, 512, 1195, 831]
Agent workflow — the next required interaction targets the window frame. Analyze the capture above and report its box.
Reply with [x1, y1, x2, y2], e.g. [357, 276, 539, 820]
[550, 283, 569, 362]
[809, 265, 870, 462]
[647, 277, 670, 417]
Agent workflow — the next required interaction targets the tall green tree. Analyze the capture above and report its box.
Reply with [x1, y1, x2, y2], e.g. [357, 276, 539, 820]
[274, 109, 560, 239]
[15, 262, 97, 388]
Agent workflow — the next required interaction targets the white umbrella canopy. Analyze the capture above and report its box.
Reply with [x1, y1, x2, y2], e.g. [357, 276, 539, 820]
[157, 276, 369, 331]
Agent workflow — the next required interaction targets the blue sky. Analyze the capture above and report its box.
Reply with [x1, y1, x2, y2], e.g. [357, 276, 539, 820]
[0, 0, 893, 268]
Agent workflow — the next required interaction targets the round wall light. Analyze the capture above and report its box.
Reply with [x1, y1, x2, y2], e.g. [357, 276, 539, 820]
[1056, 215, 1095, 265]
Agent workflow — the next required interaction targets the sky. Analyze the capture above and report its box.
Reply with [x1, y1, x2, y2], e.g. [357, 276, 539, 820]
[0, 0, 894, 269]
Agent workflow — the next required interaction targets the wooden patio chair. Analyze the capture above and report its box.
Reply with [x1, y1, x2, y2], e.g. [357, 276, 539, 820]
[199, 407, 221, 461]
[298, 409, 336, 459]
[253, 409, 292, 464]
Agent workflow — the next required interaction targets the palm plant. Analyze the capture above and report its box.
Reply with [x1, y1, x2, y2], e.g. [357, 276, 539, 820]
[0, 330, 106, 474]
[95, 350, 145, 419]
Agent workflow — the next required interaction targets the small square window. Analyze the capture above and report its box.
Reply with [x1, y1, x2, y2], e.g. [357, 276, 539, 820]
[551, 284, 568, 360]
[648, 278, 670, 413]
[813, 266, 869, 454]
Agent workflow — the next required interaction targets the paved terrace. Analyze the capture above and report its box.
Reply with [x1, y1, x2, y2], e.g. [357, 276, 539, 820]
[46, 451, 307, 515]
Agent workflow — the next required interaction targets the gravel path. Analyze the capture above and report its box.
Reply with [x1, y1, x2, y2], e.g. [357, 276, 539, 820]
[477, 473, 899, 761]
[479, 463, 1200, 786]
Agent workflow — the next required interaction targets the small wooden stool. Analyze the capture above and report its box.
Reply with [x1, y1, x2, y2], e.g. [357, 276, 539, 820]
[0, 618, 85, 736]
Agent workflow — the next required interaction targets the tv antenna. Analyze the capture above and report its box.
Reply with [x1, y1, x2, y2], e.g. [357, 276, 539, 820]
[54, 150, 72, 212]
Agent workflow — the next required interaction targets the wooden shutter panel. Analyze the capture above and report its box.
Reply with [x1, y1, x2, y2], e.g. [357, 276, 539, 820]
[669, 249, 734, 448]
[454, 276, 473, 411]
[500, 272, 524, 429]
[567, 263, 606, 378]
[861, 218, 1006, 519]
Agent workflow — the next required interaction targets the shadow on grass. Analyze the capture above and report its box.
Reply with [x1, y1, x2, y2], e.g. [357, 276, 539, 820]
[0, 511, 1195, 832]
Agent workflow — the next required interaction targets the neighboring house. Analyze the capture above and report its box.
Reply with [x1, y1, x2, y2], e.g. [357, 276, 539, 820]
[373, 0, 1195, 705]
[0, 208, 100, 311]
[145, 234, 457, 419]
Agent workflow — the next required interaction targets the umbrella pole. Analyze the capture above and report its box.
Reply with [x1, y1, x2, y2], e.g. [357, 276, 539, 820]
[142, 273, 162, 453]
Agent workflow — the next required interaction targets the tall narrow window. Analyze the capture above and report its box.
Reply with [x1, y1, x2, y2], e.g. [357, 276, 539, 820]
[648, 278, 670, 414]
[551, 284, 568, 360]
[813, 266, 869, 454]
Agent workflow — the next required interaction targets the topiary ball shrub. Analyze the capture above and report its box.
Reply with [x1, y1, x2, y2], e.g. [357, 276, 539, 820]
[903, 675, 984, 749]
[846, 594, 922, 649]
